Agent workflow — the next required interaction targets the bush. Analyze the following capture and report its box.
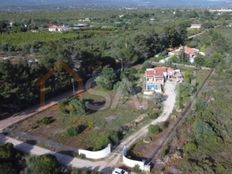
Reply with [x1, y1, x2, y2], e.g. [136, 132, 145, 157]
[66, 127, 80, 137]
[184, 142, 197, 154]
[0, 162, 17, 174]
[25, 154, 61, 174]
[37, 117, 54, 125]
[148, 109, 160, 120]
[108, 130, 123, 146]
[59, 98, 86, 116]
[148, 125, 161, 135]
[91, 133, 110, 151]
[133, 165, 143, 174]
[71, 168, 102, 174]
[0, 143, 15, 162]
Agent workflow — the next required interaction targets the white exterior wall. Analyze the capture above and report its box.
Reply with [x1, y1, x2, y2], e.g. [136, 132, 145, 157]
[48, 28, 57, 32]
[78, 144, 111, 160]
[122, 147, 151, 172]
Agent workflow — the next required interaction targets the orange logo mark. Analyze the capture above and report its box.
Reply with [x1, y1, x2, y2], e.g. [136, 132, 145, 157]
[38, 61, 84, 107]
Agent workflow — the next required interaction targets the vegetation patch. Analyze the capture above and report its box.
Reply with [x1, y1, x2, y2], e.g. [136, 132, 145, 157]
[59, 98, 86, 116]
[36, 117, 55, 125]
[148, 125, 162, 135]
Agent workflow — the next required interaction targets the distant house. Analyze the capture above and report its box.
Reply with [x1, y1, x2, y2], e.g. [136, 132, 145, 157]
[31, 29, 38, 33]
[168, 46, 200, 63]
[189, 24, 202, 29]
[144, 67, 175, 94]
[78, 18, 91, 22]
[48, 25, 70, 32]
[72, 23, 90, 30]
[119, 14, 125, 18]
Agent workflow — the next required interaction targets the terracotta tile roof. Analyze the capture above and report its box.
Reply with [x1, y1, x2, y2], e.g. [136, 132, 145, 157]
[169, 46, 199, 56]
[185, 47, 199, 55]
[48, 24, 64, 29]
[145, 69, 156, 77]
[145, 67, 174, 77]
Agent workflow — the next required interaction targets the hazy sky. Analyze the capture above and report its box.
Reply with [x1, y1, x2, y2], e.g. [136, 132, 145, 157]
[0, 0, 231, 8]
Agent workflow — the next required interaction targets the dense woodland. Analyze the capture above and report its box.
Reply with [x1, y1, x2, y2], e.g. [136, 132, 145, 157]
[0, 9, 191, 117]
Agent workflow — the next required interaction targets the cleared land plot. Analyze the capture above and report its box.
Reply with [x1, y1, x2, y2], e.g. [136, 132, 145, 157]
[7, 88, 156, 151]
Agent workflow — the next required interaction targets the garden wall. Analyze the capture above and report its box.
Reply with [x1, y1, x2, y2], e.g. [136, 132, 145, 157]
[122, 147, 151, 172]
[78, 144, 111, 160]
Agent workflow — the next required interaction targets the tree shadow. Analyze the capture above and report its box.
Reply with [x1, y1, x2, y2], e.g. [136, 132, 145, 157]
[84, 99, 106, 114]
[25, 139, 37, 145]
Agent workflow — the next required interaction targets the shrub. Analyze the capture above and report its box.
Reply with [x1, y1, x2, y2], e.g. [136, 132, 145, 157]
[59, 98, 86, 116]
[66, 127, 80, 137]
[184, 142, 197, 154]
[148, 109, 160, 120]
[133, 165, 143, 174]
[108, 130, 123, 146]
[0, 162, 17, 174]
[37, 117, 54, 125]
[71, 168, 102, 174]
[25, 154, 61, 174]
[91, 133, 110, 151]
[0, 143, 15, 162]
[148, 125, 161, 135]
[0, 143, 23, 174]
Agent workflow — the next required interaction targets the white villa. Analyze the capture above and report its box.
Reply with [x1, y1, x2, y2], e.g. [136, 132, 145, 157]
[48, 25, 70, 32]
[189, 24, 202, 29]
[144, 67, 183, 95]
[168, 46, 203, 63]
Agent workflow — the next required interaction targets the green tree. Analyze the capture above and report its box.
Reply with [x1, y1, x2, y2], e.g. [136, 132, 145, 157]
[164, 25, 185, 48]
[0, 143, 23, 174]
[95, 66, 117, 90]
[195, 56, 206, 66]
[25, 154, 62, 174]
[59, 98, 86, 116]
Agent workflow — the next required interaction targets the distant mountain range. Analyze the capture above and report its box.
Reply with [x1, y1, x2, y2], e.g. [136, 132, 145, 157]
[1, 0, 232, 8]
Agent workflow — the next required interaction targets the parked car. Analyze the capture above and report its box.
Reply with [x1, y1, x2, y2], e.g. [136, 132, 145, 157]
[112, 168, 129, 174]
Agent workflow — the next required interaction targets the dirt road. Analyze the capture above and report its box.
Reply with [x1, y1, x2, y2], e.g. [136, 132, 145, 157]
[0, 90, 84, 131]
[109, 81, 177, 162]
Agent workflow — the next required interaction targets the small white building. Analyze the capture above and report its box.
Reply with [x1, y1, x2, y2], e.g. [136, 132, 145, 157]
[189, 24, 202, 29]
[48, 25, 70, 32]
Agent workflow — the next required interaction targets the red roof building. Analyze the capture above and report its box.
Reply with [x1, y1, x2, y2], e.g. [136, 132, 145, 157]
[168, 46, 200, 63]
[144, 67, 175, 93]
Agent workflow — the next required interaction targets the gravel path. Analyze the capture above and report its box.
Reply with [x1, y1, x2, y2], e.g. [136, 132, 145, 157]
[0, 134, 112, 173]
[111, 81, 177, 159]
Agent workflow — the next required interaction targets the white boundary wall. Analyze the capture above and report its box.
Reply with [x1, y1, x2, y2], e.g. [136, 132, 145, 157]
[122, 147, 151, 172]
[78, 144, 111, 160]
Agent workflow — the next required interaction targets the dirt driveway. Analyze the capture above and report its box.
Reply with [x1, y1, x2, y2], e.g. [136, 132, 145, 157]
[108, 81, 177, 163]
